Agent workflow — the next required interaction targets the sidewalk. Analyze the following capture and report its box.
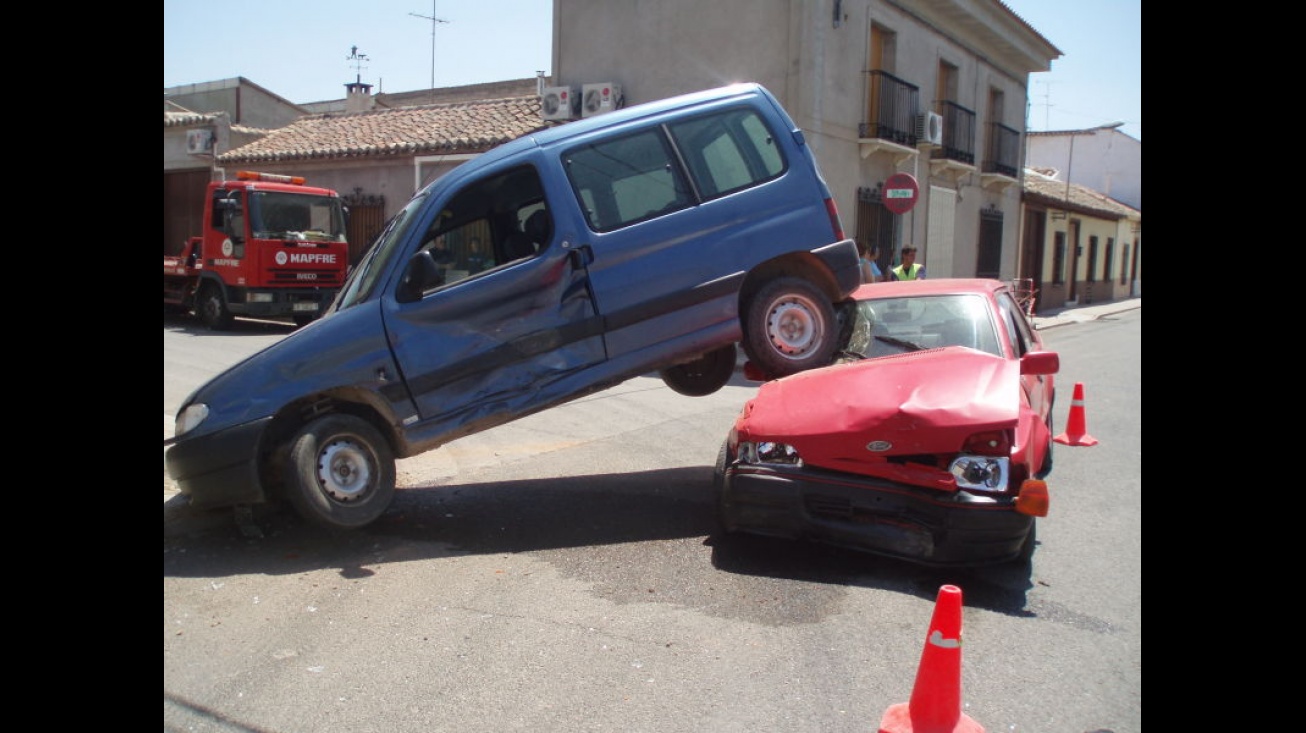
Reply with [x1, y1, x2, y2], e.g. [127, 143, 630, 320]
[1031, 296, 1140, 331]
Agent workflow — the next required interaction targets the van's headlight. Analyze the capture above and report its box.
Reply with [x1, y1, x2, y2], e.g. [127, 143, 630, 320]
[249, 293, 274, 303]
[174, 404, 210, 437]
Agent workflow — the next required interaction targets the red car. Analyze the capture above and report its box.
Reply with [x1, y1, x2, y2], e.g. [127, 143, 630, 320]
[714, 278, 1059, 566]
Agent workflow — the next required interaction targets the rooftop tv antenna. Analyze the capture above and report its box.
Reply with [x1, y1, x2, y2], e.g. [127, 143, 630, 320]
[409, 2, 450, 102]
[347, 45, 370, 85]
[1033, 80, 1055, 131]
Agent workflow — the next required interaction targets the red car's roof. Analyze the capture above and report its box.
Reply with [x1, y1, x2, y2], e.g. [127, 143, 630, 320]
[850, 277, 1009, 300]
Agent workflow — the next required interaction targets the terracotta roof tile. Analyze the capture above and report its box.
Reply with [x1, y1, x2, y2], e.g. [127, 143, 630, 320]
[217, 95, 548, 164]
[1023, 174, 1138, 219]
[164, 100, 216, 127]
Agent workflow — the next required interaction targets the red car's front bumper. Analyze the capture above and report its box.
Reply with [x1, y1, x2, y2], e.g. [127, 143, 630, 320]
[719, 462, 1034, 567]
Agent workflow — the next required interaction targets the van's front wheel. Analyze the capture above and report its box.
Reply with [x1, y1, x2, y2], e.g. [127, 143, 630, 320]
[280, 414, 396, 529]
[742, 277, 837, 379]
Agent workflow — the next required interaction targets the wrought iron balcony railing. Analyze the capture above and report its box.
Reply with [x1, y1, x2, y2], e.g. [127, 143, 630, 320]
[983, 121, 1020, 178]
[932, 100, 976, 165]
[858, 70, 919, 145]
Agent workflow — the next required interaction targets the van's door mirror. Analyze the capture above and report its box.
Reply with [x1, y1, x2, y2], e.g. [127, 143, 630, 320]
[396, 249, 444, 303]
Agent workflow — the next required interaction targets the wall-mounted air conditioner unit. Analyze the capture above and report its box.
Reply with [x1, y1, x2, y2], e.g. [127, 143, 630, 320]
[915, 111, 943, 147]
[186, 128, 215, 155]
[581, 83, 624, 118]
[541, 86, 577, 121]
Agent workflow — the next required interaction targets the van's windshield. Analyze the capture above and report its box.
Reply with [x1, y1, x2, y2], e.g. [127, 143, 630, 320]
[332, 190, 430, 311]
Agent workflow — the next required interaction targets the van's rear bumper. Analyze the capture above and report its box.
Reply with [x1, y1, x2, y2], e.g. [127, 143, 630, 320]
[813, 238, 862, 297]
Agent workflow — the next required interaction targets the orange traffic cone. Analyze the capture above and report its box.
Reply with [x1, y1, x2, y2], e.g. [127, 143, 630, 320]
[1054, 382, 1098, 446]
[878, 584, 984, 733]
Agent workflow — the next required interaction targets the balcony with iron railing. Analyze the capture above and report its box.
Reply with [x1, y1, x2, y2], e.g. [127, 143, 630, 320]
[857, 70, 921, 165]
[981, 121, 1020, 190]
[928, 100, 977, 184]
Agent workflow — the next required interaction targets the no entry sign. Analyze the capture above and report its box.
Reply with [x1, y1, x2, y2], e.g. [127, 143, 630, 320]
[883, 173, 920, 214]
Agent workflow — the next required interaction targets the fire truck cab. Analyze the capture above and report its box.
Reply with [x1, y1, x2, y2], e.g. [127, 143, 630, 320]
[163, 171, 350, 329]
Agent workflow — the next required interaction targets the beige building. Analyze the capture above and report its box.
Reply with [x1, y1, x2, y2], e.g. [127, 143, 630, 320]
[551, 0, 1061, 281]
[1021, 169, 1141, 309]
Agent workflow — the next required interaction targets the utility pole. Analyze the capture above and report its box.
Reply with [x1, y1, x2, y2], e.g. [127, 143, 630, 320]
[409, 2, 450, 103]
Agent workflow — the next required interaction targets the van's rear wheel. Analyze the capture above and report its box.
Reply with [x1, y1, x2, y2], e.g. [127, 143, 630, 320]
[659, 343, 736, 396]
[742, 277, 837, 379]
[280, 414, 396, 529]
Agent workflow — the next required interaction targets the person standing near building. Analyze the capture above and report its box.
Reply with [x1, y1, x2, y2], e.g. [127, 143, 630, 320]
[859, 241, 883, 283]
[891, 246, 925, 281]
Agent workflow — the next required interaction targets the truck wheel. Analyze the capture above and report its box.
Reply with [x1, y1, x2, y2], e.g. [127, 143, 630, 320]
[197, 283, 234, 331]
[741, 277, 837, 379]
[658, 343, 736, 396]
[280, 414, 396, 529]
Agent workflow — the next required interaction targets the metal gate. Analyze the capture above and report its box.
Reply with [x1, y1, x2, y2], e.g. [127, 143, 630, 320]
[342, 192, 386, 267]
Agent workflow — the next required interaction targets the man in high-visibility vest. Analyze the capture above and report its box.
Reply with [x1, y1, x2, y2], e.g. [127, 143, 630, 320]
[891, 246, 925, 281]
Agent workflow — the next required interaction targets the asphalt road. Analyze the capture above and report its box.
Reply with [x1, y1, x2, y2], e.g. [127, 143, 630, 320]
[164, 305, 1141, 733]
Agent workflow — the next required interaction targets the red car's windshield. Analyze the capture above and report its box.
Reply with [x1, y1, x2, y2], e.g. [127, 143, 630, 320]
[844, 294, 1002, 358]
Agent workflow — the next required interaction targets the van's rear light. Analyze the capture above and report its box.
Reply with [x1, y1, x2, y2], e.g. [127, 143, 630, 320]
[824, 198, 845, 241]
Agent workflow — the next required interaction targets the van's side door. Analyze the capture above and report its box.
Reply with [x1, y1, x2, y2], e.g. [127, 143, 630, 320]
[383, 164, 605, 431]
[560, 102, 804, 359]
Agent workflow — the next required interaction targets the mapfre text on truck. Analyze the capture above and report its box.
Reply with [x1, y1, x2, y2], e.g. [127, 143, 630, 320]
[163, 171, 350, 329]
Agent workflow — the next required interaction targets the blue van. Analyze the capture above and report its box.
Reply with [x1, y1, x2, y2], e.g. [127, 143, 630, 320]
[166, 83, 861, 529]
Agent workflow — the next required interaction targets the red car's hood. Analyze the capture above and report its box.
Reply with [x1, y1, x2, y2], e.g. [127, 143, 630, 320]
[737, 347, 1020, 476]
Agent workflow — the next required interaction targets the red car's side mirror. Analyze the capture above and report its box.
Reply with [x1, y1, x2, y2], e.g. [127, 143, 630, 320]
[1020, 350, 1060, 376]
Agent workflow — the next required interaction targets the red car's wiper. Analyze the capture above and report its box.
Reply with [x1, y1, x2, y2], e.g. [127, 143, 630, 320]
[874, 334, 924, 352]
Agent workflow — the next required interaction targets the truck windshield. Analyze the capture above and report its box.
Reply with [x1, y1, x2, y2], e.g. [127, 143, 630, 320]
[332, 190, 429, 312]
[249, 191, 347, 242]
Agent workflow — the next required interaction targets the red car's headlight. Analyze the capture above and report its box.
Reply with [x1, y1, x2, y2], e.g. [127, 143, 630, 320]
[738, 441, 802, 466]
[949, 455, 1009, 492]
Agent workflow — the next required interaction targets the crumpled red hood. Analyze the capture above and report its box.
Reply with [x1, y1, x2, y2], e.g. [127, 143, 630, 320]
[737, 347, 1020, 478]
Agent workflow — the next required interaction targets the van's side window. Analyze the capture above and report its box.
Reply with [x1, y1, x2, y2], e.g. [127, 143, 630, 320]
[413, 165, 546, 289]
[563, 106, 788, 233]
[565, 130, 691, 232]
[667, 108, 785, 200]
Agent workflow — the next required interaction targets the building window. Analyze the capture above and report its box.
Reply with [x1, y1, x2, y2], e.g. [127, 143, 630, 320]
[936, 60, 958, 108]
[1086, 235, 1099, 282]
[1120, 244, 1130, 284]
[866, 24, 897, 125]
[975, 208, 1003, 279]
[1052, 231, 1067, 285]
[1103, 237, 1115, 284]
